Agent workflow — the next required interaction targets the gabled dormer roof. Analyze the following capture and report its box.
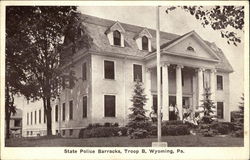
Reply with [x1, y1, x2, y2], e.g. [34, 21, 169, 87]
[105, 21, 125, 34]
[134, 28, 153, 39]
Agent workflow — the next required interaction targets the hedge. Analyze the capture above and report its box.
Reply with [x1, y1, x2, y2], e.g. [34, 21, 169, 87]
[79, 126, 128, 138]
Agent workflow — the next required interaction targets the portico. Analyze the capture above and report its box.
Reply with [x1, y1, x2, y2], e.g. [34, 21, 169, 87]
[144, 31, 220, 121]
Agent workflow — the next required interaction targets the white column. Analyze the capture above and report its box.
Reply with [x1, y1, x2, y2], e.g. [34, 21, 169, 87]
[145, 67, 152, 117]
[198, 68, 204, 107]
[176, 65, 183, 120]
[162, 63, 169, 120]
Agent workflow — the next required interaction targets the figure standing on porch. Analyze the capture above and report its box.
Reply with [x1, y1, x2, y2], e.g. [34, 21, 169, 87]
[149, 106, 157, 123]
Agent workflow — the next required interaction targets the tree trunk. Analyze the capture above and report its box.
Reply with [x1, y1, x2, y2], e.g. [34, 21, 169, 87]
[46, 98, 52, 136]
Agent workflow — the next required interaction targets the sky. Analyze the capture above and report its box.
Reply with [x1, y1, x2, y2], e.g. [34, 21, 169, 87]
[14, 6, 245, 112]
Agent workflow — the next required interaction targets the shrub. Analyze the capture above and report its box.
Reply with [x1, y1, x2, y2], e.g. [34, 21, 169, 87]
[234, 130, 244, 137]
[162, 125, 190, 136]
[119, 127, 128, 136]
[104, 123, 111, 127]
[210, 122, 234, 135]
[162, 120, 183, 125]
[129, 129, 148, 139]
[79, 126, 126, 138]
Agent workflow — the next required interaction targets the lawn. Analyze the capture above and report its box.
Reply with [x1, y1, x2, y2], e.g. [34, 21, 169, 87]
[5, 135, 244, 147]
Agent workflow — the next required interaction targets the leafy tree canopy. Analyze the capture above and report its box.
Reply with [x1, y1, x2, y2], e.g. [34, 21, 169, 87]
[166, 6, 244, 46]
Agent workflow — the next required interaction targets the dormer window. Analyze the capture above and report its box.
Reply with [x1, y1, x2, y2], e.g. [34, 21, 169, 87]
[105, 22, 125, 47]
[113, 30, 121, 46]
[142, 36, 148, 50]
[134, 28, 152, 52]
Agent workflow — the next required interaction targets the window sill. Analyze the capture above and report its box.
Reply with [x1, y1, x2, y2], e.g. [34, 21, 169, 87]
[111, 45, 124, 48]
[103, 78, 116, 81]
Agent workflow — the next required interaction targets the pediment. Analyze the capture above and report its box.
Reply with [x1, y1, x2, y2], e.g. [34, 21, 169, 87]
[162, 31, 220, 61]
[106, 21, 125, 34]
[134, 28, 152, 39]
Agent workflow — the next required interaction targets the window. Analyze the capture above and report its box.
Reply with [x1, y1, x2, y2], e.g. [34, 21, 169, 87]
[83, 96, 87, 118]
[39, 110, 41, 124]
[14, 119, 21, 127]
[62, 77, 65, 89]
[187, 46, 195, 52]
[30, 131, 33, 135]
[217, 102, 224, 119]
[113, 30, 121, 46]
[217, 75, 223, 90]
[133, 64, 142, 82]
[62, 103, 65, 121]
[69, 129, 73, 136]
[69, 100, 73, 120]
[142, 36, 148, 50]
[31, 112, 33, 125]
[44, 110, 46, 123]
[34, 111, 37, 124]
[153, 95, 158, 112]
[82, 62, 87, 81]
[55, 105, 58, 122]
[62, 130, 65, 136]
[104, 95, 116, 117]
[104, 60, 115, 79]
[27, 131, 29, 136]
[27, 113, 29, 125]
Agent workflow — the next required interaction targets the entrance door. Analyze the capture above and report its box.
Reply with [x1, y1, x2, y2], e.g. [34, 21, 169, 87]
[169, 96, 177, 120]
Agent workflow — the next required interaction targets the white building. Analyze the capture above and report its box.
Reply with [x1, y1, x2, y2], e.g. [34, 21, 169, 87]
[22, 14, 233, 137]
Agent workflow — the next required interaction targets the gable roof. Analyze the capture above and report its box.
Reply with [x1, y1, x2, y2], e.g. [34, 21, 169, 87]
[79, 14, 233, 73]
[149, 30, 220, 61]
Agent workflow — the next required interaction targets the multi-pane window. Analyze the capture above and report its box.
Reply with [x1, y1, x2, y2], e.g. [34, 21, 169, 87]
[31, 112, 33, 125]
[62, 103, 65, 121]
[55, 105, 58, 122]
[104, 60, 115, 79]
[104, 95, 116, 117]
[27, 113, 29, 125]
[44, 110, 46, 123]
[82, 62, 87, 81]
[69, 100, 73, 120]
[153, 95, 158, 112]
[14, 119, 21, 127]
[113, 30, 121, 46]
[69, 129, 73, 136]
[142, 36, 148, 50]
[39, 110, 41, 124]
[133, 64, 142, 82]
[217, 75, 223, 90]
[83, 96, 87, 118]
[34, 111, 37, 124]
[217, 102, 224, 119]
[62, 77, 65, 89]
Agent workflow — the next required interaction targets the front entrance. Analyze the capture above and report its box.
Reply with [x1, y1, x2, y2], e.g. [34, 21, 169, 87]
[152, 95, 191, 121]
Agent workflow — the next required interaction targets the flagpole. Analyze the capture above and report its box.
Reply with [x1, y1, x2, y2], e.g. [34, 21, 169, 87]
[156, 5, 162, 142]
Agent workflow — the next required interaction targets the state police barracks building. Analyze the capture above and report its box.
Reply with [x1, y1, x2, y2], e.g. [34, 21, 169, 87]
[22, 14, 233, 137]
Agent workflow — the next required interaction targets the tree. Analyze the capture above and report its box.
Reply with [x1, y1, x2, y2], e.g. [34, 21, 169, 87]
[239, 93, 244, 112]
[166, 6, 244, 46]
[200, 87, 216, 124]
[127, 79, 150, 139]
[5, 6, 92, 136]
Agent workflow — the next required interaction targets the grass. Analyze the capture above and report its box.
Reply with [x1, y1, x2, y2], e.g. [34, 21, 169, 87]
[5, 135, 243, 147]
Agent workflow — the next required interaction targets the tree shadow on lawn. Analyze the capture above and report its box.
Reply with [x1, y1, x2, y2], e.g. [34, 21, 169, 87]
[5, 135, 243, 147]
